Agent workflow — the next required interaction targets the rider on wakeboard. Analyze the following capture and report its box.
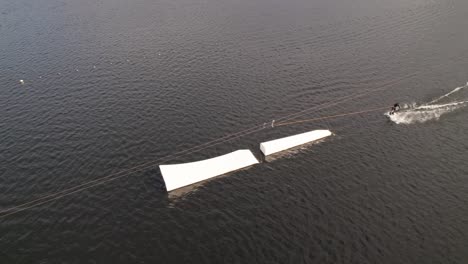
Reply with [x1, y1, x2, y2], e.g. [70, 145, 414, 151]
[389, 103, 400, 115]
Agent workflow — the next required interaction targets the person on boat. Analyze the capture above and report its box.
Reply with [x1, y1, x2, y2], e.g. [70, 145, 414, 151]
[389, 103, 400, 115]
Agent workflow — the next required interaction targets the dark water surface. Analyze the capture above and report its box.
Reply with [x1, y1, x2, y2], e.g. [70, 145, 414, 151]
[2, 0, 468, 263]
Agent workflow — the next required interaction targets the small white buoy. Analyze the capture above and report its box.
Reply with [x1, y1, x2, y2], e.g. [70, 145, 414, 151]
[158, 53, 161, 56]
[19, 80, 24, 85]
[39, 76, 42, 79]
[126, 59, 129, 62]
[93, 65, 96, 69]
[75, 69, 79, 72]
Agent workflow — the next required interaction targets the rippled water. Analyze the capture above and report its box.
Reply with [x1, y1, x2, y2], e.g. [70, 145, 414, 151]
[1, 0, 468, 263]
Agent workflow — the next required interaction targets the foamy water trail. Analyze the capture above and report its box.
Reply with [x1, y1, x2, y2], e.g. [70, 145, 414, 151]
[428, 82, 468, 104]
[387, 82, 468, 124]
[415, 101, 468, 110]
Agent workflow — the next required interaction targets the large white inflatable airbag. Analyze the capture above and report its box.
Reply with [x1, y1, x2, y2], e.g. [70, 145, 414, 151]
[160, 150, 259, 191]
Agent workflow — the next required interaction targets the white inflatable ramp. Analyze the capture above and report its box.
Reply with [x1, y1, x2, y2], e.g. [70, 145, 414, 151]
[159, 150, 259, 191]
[260, 129, 332, 156]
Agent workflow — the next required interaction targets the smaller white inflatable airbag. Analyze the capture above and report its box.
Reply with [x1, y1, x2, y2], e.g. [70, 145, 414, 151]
[260, 130, 332, 156]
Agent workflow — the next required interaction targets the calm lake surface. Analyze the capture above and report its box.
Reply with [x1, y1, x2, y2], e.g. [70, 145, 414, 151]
[1, 0, 468, 263]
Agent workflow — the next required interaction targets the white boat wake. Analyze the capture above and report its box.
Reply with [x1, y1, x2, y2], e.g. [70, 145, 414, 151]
[387, 82, 468, 124]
